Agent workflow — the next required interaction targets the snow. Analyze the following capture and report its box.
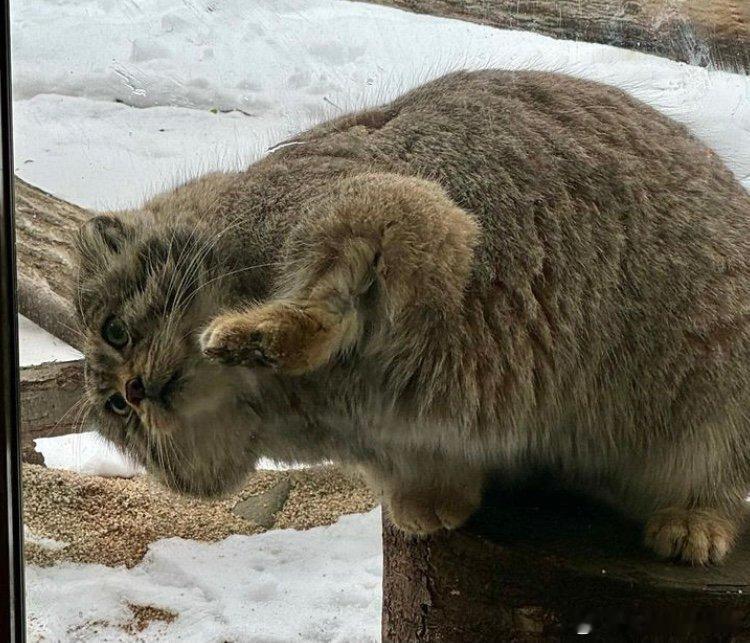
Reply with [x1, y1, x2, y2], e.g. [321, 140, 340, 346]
[26, 509, 382, 642]
[18, 315, 82, 367]
[11, 0, 750, 639]
[33, 430, 312, 477]
[24, 526, 69, 552]
[34, 431, 146, 478]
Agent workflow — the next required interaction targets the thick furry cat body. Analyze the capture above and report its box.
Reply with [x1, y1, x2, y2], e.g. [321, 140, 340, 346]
[76, 70, 750, 564]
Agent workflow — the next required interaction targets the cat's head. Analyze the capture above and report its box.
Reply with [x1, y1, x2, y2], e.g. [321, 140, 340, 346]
[75, 213, 260, 497]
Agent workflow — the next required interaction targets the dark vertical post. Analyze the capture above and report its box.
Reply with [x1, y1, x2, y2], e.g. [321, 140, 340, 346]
[0, 0, 25, 639]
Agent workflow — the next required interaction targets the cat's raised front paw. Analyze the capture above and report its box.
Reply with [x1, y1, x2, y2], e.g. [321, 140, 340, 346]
[200, 310, 282, 368]
[200, 301, 345, 373]
[644, 507, 737, 565]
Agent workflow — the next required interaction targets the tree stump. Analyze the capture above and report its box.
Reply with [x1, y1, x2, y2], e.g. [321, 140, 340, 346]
[382, 479, 750, 641]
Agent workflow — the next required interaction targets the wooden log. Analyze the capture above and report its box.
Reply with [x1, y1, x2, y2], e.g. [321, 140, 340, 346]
[13, 178, 91, 461]
[19, 359, 86, 465]
[359, 0, 750, 73]
[14, 178, 92, 351]
[382, 480, 750, 640]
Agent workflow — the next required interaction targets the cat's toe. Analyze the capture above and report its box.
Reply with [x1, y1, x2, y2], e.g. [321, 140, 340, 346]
[200, 320, 239, 364]
[386, 489, 478, 536]
[434, 494, 480, 530]
[644, 508, 736, 565]
[200, 315, 277, 367]
[387, 492, 443, 536]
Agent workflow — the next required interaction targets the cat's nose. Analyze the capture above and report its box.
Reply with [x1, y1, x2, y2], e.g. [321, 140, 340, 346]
[125, 377, 146, 406]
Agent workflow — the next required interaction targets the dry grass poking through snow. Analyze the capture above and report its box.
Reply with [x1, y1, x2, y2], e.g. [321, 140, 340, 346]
[124, 604, 178, 634]
[23, 463, 377, 568]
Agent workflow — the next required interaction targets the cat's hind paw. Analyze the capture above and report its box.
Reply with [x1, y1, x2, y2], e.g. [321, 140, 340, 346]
[644, 507, 737, 565]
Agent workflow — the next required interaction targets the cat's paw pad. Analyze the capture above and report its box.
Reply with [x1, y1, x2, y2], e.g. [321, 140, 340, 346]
[387, 489, 479, 537]
[200, 313, 280, 368]
[201, 302, 342, 373]
[644, 508, 736, 565]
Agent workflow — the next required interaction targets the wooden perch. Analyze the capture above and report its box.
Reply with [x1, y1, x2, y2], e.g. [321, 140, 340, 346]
[14, 178, 91, 461]
[381, 479, 750, 640]
[14, 177, 91, 351]
[360, 0, 750, 73]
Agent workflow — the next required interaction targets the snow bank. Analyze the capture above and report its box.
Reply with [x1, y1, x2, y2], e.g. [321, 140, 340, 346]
[26, 508, 382, 642]
[34, 431, 310, 478]
[34, 430, 310, 476]
[18, 315, 82, 367]
[24, 526, 68, 552]
[34, 431, 145, 478]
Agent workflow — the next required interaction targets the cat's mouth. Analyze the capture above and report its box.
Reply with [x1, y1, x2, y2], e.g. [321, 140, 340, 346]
[143, 433, 258, 500]
[140, 402, 175, 434]
[116, 367, 184, 409]
[100, 360, 260, 498]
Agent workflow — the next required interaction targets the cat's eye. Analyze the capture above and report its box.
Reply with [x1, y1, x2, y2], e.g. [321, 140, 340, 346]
[102, 316, 129, 348]
[106, 393, 129, 416]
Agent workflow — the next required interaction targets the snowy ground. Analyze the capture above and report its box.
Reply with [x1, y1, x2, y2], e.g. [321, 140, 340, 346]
[34, 430, 311, 477]
[27, 509, 383, 642]
[12, 0, 750, 640]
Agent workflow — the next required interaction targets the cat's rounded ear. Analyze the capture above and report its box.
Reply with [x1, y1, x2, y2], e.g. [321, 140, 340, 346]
[75, 215, 133, 273]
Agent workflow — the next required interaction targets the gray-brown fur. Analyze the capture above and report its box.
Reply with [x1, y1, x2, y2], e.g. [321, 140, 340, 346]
[75, 70, 750, 564]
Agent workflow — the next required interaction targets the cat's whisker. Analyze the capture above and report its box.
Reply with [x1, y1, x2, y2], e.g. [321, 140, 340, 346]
[161, 433, 181, 488]
[160, 227, 217, 339]
[168, 223, 217, 303]
[66, 399, 94, 469]
[57, 320, 87, 345]
[47, 396, 90, 438]
[161, 219, 188, 306]
[67, 401, 92, 467]
[151, 223, 240, 354]
[67, 395, 92, 435]
[161, 260, 283, 344]
[143, 412, 160, 470]
[168, 210, 250, 311]
[185, 261, 281, 303]
[162, 216, 207, 320]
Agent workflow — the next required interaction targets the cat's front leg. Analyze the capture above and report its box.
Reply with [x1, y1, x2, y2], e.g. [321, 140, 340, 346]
[362, 464, 485, 536]
[200, 172, 477, 375]
[200, 299, 356, 374]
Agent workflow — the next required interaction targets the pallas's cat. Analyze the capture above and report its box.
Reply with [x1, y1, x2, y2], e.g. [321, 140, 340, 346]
[76, 70, 750, 565]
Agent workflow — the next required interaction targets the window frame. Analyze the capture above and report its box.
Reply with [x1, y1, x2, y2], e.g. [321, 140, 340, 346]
[0, 0, 26, 638]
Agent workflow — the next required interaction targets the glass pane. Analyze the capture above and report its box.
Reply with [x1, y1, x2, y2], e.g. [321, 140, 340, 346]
[10, 0, 750, 640]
